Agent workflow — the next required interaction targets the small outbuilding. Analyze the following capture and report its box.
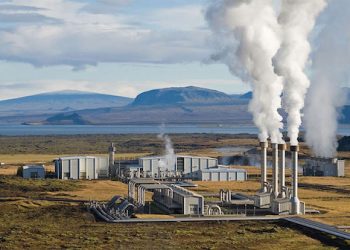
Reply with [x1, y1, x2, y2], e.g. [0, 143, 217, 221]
[303, 158, 345, 177]
[22, 165, 45, 179]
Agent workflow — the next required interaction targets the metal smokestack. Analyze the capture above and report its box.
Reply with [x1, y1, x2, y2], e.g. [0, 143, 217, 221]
[278, 143, 286, 198]
[271, 143, 279, 199]
[109, 143, 116, 176]
[290, 145, 300, 214]
[260, 141, 268, 192]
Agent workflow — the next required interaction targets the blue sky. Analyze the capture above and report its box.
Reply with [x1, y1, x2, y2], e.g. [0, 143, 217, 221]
[0, 0, 249, 100]
[0, 0, 347, 100]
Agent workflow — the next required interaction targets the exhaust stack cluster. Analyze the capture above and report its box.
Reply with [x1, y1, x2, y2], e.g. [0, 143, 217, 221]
[259, 141, 300, 214]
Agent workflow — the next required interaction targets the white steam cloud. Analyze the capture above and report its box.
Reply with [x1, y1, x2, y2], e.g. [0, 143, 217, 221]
[272, 0, 327, 146]
[304, 0, 350, 157]
[206, 0, 284, 143]
[158, 125, 176, 170]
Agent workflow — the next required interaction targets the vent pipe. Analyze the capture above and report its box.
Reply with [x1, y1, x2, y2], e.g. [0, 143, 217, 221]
[278, 143, 286, 198]
[260, 141, 268, 192]
[290, 145, 300, 214]
[272, 143, 279, 199]
[108, 143, 116, 176]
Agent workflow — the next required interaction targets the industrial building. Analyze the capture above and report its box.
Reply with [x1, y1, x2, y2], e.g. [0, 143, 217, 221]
[138, 155, 218, 178]
[253, 142, 305, 215]
[22, 165, 45, 179]
[107, 143, 247, 182]
[303, 158, 345, 177]
[55, 156, 109, 180]
[114, 154, 248, 182]
[154, 184, 204, 215]
[199, 168, 247, 181]
[127, 179, 204, 215]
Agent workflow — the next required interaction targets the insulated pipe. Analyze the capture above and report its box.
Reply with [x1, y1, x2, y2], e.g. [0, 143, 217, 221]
[272, 143, 279, 199]
[290, 145, 300, 215]
[278, 143, 286, 198]
[260, 141, 268, 192]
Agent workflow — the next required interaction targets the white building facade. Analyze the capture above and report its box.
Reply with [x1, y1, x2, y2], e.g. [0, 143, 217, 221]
[55, 156, 109, 180]
[138, 155, 218, 179]
[199, 168, 247, 181]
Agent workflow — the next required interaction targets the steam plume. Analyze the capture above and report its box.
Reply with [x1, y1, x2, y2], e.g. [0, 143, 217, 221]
[272, 0, 327, 145]
[304, 0, 350, 157]
[206, 0, 284, 143]
[158, 125, 176, 169]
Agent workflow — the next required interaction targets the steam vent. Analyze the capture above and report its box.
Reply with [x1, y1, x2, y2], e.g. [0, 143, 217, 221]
[254, 142, 305, 215]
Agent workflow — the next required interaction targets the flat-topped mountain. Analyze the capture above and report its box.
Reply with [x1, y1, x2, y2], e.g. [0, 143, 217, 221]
[131, 86, 248, 106]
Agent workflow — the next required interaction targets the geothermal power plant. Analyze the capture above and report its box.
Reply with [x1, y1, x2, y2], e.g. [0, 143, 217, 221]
[255, 142, 303, 215]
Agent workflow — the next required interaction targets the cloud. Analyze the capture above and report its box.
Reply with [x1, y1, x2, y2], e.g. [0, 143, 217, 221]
[0, 4, 45, 11]
[0, 0, 209, 69]
[0, 12, 61, 23]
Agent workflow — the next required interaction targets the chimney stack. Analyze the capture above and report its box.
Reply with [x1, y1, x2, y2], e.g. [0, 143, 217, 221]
[290, 145, 300, 214]
[260, 141, 268, 192]
[272, 143, 279, 199]
[109, 143, 116, 175]
[278, 143, 286, 198]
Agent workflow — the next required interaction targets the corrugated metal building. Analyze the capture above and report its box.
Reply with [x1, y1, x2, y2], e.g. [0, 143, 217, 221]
[22, 165, 45, 179]
[55, 156, 109, 180]
[303, 158, 345, 177]
[199, 168, 247, 181]
[138, 155, 218, 179]
[153, 184, 204, 215]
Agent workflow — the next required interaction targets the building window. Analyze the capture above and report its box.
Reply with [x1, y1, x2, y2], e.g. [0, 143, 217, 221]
[177, 157, 184, 172]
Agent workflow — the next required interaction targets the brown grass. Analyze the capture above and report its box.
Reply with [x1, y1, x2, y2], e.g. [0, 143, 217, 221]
[49, 180, 128, 201]
[134, 214, 175, 219]
[0, 200, 337, 249]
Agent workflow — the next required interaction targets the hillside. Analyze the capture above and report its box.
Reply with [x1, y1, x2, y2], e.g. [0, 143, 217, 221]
[39, 87, 252, 125]
[3, 86, 350, 125]
[0, 90, 133, 116]
[131, 86, 248, 106]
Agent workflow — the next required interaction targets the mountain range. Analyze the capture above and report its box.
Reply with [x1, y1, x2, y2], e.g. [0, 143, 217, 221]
[0, 86, 349, 125]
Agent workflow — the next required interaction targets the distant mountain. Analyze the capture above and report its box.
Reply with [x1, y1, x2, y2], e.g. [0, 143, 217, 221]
[45, 112, 91, 125]
[131, 86, 248, 106]
[0, 90, 133, 116]
[36, 87, 252, 125]
[40, 104, 253, 125]
[240, 91, 252, 99]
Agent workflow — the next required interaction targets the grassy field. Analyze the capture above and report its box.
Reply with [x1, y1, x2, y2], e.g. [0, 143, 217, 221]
[0, 199, 340, 249]
[0, 134, 258, 155]
[0, 176, 349, 248]
[0, 134, 350, 248]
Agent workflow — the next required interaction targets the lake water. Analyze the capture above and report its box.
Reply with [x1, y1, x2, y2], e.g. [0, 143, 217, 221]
[1, 124, 350, 136]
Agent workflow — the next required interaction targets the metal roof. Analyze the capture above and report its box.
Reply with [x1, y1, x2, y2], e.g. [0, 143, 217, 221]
[199, 168, 246, 173]
[139, 155, 217, 161]
[169, 184, 203, 198]
[56, 156, 107, 160]
[139, 184, 171, 190]
[23, 165, 45, 170]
